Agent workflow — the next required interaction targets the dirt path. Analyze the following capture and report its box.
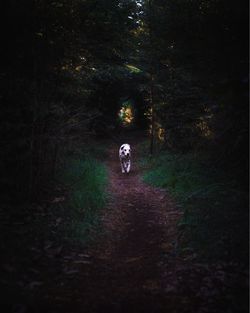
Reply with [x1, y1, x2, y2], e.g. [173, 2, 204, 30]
[86, 138, 183, 312]
[39, 137, 186, 313]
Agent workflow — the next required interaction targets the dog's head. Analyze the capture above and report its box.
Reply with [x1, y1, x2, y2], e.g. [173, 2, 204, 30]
[120, 144, 131, 158]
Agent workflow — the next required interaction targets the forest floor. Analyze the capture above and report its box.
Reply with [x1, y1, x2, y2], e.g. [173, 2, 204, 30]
[2, 132, 248, 313]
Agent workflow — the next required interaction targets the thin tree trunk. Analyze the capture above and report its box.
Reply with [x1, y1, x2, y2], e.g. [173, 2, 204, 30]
[148, 0, 155, 155]
[53, 140, 59, 179]
[29, 44, 38, 201]
[149, 72, 155, 155]
[28, 117, 35, 200]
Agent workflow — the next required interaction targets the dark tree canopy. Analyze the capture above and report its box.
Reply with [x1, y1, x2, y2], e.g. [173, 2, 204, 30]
[1, 0, 248, 201]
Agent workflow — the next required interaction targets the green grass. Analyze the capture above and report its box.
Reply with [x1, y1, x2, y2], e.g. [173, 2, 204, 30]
[62, 158, 107, 211]
[52, 144, 108, 245]
[143, 152, 206, 200]
[140, 147, 248, 264]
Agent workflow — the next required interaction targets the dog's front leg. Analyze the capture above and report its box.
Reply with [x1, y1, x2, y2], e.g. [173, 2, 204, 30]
[123, 160, 128, 173]
[120, 159, 125, 173]
[127, 160, 131, 173]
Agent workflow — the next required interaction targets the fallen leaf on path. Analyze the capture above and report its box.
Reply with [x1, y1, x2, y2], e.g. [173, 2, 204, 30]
[78, 253, 90, 258]
[125, 256, 143, 263]
[52, 197, 65, 203]
[143, 280, 160, 291]
[160, 242, 173, 252]
[29, 281, 43, 289]
[183, 253, 197, 261]
[47, 245, 63, 257]
[165, 284, 177, 293]
[29, 268, 40, 274]
[30, 247, 41, 253]
[97, 255, 110, 260]
[74, 260, 91, 264]
[214, 270, 226, 282]
[55, 217, 62, 226]
[63, 268, 79, 275]
[44, 241, 53, 250]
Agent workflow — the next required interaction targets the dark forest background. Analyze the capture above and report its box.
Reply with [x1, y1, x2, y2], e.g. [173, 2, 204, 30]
[0, 1, 249, 311]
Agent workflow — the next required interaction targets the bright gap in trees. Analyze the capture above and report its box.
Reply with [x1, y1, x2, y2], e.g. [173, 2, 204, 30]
[118, 99, 135, 127]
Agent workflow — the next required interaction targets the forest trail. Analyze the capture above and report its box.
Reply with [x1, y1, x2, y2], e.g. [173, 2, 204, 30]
[22, 134, 246, 313]
[41, 134, 208, 313]
[86, 135, 183, 312]
[41, 134, 190, 313]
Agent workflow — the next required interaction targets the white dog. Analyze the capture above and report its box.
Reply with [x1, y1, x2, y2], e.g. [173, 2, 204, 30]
[119, 143, 131, 174]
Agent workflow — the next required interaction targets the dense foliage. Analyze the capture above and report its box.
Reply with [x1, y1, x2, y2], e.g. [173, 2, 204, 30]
[1, 0, 139, 202]
[141, 0, 248, 159]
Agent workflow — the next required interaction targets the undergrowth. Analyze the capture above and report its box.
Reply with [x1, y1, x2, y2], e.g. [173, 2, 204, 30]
[51, 143, 108, 245]
[140, 143, 248, 264]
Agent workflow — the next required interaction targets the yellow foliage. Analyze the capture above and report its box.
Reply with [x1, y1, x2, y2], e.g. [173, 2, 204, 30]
[196, 120, 213, 138]
[158, 127, 165, 141]
[119, 106, 134, 125]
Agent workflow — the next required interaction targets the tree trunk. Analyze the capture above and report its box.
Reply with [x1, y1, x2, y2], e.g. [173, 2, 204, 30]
[149, 73, 155, 155]
[148, 0, 155, 155]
